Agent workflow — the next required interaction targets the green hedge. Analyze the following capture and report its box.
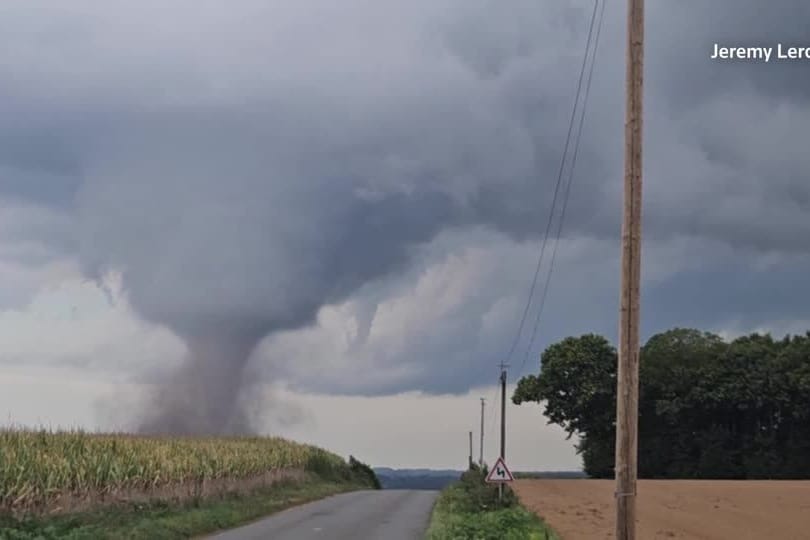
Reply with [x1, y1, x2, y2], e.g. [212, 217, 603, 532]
[426, 466, 558, 540]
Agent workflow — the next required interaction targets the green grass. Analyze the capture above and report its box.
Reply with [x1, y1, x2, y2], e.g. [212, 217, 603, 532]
[0, 479, 363, 539]
[426, 467, 559, 540]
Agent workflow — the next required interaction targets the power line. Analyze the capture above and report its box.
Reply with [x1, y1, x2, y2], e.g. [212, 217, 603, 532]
[476, 2, 605, 452]
[517, 0, 606, 378]
[501, 0, 602, 371]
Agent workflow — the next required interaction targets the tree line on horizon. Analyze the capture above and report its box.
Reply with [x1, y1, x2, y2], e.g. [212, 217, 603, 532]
[513, 328, 810, 479]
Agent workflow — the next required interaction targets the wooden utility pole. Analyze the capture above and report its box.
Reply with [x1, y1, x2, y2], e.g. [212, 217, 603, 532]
[479, 397, 486, 466]
[615, 0, 644, 538]
[499, 364, 508, 501]
[499, 369, 506, 460]
[469, 431, 473, 469]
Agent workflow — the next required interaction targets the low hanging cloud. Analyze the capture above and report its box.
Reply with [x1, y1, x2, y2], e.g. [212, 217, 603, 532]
[1, 0, 809, 432]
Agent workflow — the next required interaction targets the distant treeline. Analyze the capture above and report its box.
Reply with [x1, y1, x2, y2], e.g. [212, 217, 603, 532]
[513, 328, 810, 479]
[513, 471, 586, 479]
[374, 469, 462, 490]
[375, 469, 584, 489]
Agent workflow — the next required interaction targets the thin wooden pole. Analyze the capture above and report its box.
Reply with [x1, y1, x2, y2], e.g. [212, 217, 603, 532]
[469, 431, 473, 469]
[480, 398, 485, 466]
[500, 369, 506, 461]
[499, 368, 507, 501]
[615, 0, 644, 538]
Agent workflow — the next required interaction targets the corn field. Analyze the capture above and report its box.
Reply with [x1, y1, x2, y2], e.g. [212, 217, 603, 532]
[0, 428, 352, 514]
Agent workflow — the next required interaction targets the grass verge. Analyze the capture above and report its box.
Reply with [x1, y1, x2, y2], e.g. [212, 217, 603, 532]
[426, 466, 559, 540]
[0, 479, 363, 540]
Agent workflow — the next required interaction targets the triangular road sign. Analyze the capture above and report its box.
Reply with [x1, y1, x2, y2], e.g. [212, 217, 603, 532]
[485, 456, 514, 483]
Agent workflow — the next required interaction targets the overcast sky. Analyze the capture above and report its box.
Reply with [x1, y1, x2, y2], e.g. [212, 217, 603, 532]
[1, 0, 809, 469]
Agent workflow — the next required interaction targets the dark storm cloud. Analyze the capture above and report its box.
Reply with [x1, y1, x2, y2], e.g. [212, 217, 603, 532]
[645, 261, 810, 329]
[0, 0, 808, 409]
[648, 0, 810, 106]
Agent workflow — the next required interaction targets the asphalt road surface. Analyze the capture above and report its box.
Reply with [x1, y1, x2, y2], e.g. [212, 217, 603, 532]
[205, 490, 438, 540]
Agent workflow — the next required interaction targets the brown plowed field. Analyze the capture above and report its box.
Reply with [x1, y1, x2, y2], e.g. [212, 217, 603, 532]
[514, 479, 810, 539]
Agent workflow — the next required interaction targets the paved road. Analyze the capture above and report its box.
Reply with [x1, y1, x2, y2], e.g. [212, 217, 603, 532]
[205, 490, 438, 540]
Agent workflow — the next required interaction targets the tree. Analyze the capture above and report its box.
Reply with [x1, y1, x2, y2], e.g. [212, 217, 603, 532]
[774, 333, 810, 477]
[638, 328, 727, 478]
[513, 334, 617, 478]
[515, 327, 810, 479]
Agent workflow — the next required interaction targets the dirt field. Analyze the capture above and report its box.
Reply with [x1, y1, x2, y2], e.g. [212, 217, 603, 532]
[514, 479, 810, 540]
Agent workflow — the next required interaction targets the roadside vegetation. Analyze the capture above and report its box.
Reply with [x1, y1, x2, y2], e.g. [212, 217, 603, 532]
[0, 479, 357, 540]
[348, 455, 382, 489]
[0, 428, 379, 538]
[426, 464, 558, 540]
[514, 328, 810, 478]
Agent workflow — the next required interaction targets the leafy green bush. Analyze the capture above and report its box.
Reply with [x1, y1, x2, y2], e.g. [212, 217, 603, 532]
[348, 456, 381, 489]
[426, 465, 557, 539]
[456, 466, 516, 512]
[305, 449, 353, 483]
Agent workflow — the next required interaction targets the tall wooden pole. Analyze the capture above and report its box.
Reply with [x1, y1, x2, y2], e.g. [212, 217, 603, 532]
[500, 370, 506, 460]
[469, 431, 474, 469]
[479, 398, 485, 466]
[615, 0, 644, 538]
[499, 366, 507, 502]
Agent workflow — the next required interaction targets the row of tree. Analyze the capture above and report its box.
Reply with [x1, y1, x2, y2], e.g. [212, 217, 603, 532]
[513, 328, 810, 479]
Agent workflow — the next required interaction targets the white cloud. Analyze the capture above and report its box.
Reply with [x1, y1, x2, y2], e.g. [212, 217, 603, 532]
[0, 272, 184, 375]
[254, 229, 765, 394]
[716, 319, 810, 342]
[0, 367, 581, 470]
[0, 197, 77, 307]
[265, 383, 581, 471]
